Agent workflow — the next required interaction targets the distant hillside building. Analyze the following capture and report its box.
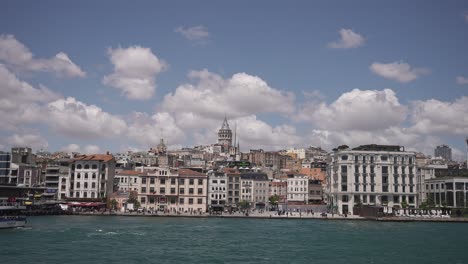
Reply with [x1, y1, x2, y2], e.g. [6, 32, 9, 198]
[434, 145, 452, 161]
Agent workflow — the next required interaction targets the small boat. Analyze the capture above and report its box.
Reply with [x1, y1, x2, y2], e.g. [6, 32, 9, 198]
[0, 198, 27, 229]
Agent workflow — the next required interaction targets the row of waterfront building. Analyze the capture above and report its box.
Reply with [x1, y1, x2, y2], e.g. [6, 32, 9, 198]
[0, 119, 467, 216]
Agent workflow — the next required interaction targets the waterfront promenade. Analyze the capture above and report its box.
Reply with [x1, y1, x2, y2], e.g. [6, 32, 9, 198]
[73, 210, 468, 223]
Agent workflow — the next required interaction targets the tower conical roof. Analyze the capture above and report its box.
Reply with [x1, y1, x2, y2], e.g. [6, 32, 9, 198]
[221, 116, 230, 130]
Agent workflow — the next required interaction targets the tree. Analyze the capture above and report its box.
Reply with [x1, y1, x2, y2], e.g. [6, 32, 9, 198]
[127, 197, 141, 210]
[239, 200, 250, 214]
[401, 199, 409, 215]
[269, 195, 280, 210]
[110, 199, 118, 210]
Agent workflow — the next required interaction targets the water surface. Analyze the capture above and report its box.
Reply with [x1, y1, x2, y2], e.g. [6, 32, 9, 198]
[1, 216, 466, 264]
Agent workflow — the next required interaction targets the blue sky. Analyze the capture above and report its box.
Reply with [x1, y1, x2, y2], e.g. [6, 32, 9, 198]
[1, 0, 467, 160]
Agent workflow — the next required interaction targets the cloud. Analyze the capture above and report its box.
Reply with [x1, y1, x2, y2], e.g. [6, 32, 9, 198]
[0, 34, 86, 77]
[410, 96, 468, 135]
[297, 89, 407, 131]
[0, 64, 60, 130]
[102, 46, 167, 100]
[162, 69, 295, 120]
[84, 145, 101, 154]
[328, 28, 365, 49]
[175, 25, 210, 41]
[370, 61, 428, 83]
[127, 112, 186, 147]
[62, 144, 81, 153]
[456, 76, 468, 85]
[46, 97, 127, 139]
[7, 133, 48, 150]
[61, 144, 101, 154]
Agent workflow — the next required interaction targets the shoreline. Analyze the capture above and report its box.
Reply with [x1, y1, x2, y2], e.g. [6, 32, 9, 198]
[40, 212, 468, 223]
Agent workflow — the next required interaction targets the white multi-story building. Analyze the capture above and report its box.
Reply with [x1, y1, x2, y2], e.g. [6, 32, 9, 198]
[178, 169, 208, 213]
[138, 167, 179, 212]
[208, 171, 227, 209]
[115, 170, 145, 192]
[327, 145, 417, 215]
[287, 175, 309, 203]
[64, 154, 115, 199]
[240, 173, 269, 207]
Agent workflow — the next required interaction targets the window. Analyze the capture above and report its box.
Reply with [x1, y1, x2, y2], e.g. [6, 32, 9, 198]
[171, 188, 175, 194]
[83, 192, 88, 198]
[84, 164, 90, 169]
[101, 164, 106, 170]
[382, 166, 388, 174]
[180, 188, 185, 194]
[85, 173, 88, 179]
[77, 164, 82, 169]
[382, 186, 388, 192]
[179, 198, 184, 204]
[213, 180, 218, 184]
[150, 187, 155, 193]
[141, 197, 146, 203]
[179, 179, 185, 184]
[171, 178, 176, 185]
[92, 173, 96, 179]
[75, 192, 80, 198]
[92, 182, 95, 189]
[189, 179, 194, 185]
[370, 195, 375, 203]
[197, 198, 203, 204]
[150, 178, 155, 184]
[198, 179, 203, 185]
[342, 195, 348, 202]
[341, 166, 347, 173]
[77, 173, 81, 179]
[160, 187, 165, 194]
[381, 156, 388, 161]
[160, 178, 166, 184]
[341, 155, 348, 161]
[189, 198, 194, 204]
[92, 164, 97, 169]
[409, 196, 415, 204]
[198, 188, 203, 194]
[381, 196, 388, 204]
[91, 192, 95, 198]
[76, 182, 80, 188]
[189, 188, 194, 194]
[149, 196, 155, 203]
[141, 187, 146, 193]
[142, 177, 147, 184]
[84, 182, 88, 188]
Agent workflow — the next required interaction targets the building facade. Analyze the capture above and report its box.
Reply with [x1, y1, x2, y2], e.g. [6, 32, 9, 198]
[327, 145, 417, 215]
[287, 175, 309, 204]
[65, 154, 116, 200]
[208, 171, 227, 209]
[434, 145, 452, 161]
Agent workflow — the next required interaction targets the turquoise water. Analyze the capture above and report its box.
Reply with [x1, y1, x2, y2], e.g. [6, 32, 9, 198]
[1, 216, 467, 264]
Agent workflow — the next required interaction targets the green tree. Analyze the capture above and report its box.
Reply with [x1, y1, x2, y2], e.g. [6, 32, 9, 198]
[269, 195, 280, 210]
[239, 200, 250, 214]
[127, 197, 141, 210]
[110, 199, 118, 210]
[401, 199, 409, 215]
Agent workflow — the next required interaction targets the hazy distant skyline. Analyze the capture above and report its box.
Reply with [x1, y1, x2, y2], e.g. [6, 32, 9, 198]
[0, 1, 467, 160]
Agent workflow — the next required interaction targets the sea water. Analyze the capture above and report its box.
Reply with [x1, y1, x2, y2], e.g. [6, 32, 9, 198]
[1, 216, 467, 264]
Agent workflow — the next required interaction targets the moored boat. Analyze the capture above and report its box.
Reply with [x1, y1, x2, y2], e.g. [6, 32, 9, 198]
[0, 198, 27, 229]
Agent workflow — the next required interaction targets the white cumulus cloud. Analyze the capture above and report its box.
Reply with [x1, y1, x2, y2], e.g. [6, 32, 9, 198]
[0, 34, 86, 77]
[46, 97, 127, 139]
[162, 69, 295, 120]
[7, 133, 49, 150]
[456, 76, 468, 85]
[0, 64, 60, 130]
[410, 97, 468, 135]
[297, 89, 407, 131]
[328, 28, 365, 49]
[370, 61, 428, 83]
[102, 46, 167, 100]
[175, 25, 210, 41]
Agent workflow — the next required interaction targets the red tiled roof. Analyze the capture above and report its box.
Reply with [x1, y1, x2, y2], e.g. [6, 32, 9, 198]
[74, 154, 114, 162]
[117, 170, 147, 176]
[178, 169, 206, 176]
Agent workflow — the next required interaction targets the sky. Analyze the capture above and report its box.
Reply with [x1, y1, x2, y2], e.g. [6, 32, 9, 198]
[0, 0, 467, 160]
